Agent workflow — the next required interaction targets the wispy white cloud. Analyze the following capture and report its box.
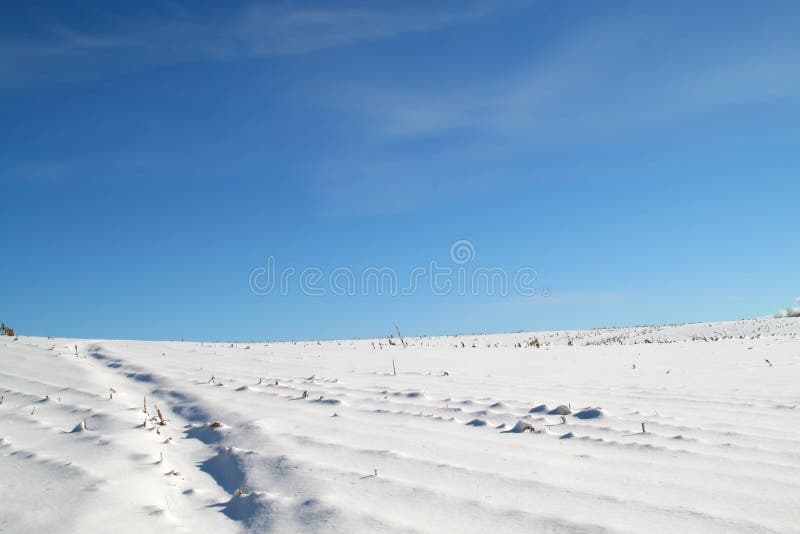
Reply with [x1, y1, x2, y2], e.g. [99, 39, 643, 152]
[302, 10, 800, 215]
[1, 2, 497, 89]
[332, 20, 800, 144]
[6, 1, 799, 221]
[311, 152, 523, 217]
[231, 4, 494, 56]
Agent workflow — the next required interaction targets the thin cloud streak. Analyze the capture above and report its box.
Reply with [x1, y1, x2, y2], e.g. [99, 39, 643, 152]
[303, 14, 800, 215]
[334, 24, 800, 143]
[1, 2, 498, 90]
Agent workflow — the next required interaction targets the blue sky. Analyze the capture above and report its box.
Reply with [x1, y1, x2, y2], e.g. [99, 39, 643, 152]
[1, 1, 798, 341]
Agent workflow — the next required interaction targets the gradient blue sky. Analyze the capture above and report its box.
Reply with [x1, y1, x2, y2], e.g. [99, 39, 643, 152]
[2, 1, 798, 341]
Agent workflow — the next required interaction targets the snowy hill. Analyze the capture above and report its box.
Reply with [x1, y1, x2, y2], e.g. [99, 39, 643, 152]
[1, 317, 799, 533]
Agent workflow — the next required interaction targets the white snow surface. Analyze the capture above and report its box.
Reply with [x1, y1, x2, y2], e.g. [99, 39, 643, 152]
[1, 317, 799, 533]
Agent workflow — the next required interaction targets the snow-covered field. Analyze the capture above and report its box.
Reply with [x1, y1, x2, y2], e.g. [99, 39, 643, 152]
[1, 318, 799, 533]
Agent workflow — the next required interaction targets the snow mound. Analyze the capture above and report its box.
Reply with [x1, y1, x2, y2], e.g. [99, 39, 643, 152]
[547, 405, 572, 415]
[200, 447, 248, 494]
[573, 407, 604, 419]
[312, 397, 342, 405]
[466, 418, 488, 427]
[220, 491, 276, 528]
[503, 420, 536, 433]
[528, 404, 548, 413]
[185, 422, 226, 444]
[70, 420, 90, 433]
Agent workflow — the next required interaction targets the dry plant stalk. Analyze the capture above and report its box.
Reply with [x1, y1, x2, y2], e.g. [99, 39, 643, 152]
[156, 406, 167, 425]
[395, 325, 407, 348]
